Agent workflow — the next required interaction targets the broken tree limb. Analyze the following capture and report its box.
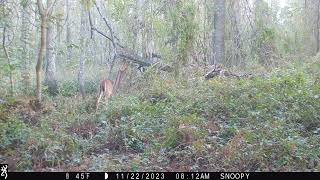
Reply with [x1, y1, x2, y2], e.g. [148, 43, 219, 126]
[113, 61, 129, 94]
[117, 49, 173, 72]
[89, 1, 172, 72]
[204, 64, 255, 80]
[117, 50, 151, 67]
[204, 64, 240, 80]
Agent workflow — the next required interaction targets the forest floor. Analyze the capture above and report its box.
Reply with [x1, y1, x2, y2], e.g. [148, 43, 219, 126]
[0, 57, 320, 171]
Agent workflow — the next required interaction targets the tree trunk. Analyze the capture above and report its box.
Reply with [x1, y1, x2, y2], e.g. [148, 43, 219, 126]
[66, 0, 72, 63]
[2, 28, 14, 95]
[21, 3, 31, 92]
[317, 0, 320, 53]
[36, 0, 55, 103]
[45, 18, 58, 95]
[230, 0, 243, 66]
[78, 5, 87, 99]
[212, 0, 225, 65]
[145, 3, 155, 62]
[136, 0, 145, 57]
[305, 0, 320, 55]
[36, 15, 47, 103]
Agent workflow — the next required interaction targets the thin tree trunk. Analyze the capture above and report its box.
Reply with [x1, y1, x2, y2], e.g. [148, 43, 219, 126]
[231, 0, 243, 66]
[2, 27, 14, 95]
[136, 0, 145, 57]
[35, 0, 55, 103]
[21, 3, 31, 92]
[212, 0, 225, 65]
[78, 5, 87, 99]
[145, 2, 154, 61]
[66, 0, 72, 63]
[317, 0, 320, 53]
[36, 15, 47, 103]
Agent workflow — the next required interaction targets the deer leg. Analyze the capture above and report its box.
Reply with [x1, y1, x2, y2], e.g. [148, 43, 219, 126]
[105, 90, 113, 110]
[95, 92, 103, 111]
[104, 94, 108, 106]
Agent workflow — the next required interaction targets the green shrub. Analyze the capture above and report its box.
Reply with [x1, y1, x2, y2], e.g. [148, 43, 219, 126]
[0, 116, 30, 150]
[58, 80, 98, 97]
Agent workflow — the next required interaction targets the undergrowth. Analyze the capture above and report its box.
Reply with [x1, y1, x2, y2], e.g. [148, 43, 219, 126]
[0, 58, 319, 171]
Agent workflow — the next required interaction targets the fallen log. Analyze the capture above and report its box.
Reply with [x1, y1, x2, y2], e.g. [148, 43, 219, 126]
[204, 64, 253, 80]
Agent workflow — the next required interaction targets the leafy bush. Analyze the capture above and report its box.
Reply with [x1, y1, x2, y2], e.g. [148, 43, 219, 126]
[0, 116, 30, 150]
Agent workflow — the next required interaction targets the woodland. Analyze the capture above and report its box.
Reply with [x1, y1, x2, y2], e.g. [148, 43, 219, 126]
[0, 0, 320, 172]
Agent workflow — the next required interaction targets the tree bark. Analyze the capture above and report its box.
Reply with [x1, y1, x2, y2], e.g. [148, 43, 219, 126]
[317, 0, 320, 53]
[305, 0, 320, 55]
[36, 0, 55, 103]
[36, 15, 47, 103]
[2, 27, 14, 95]
[230, 0, 243, 66]
[78, 5, 87, 99]
[212, 0, 225, 65]
[136, 0, 145, 57]
[66, 0, 72, 63]
[45, 17, 58, 95]
[21, 2, 31, 92]
[145, 3, 155, 61]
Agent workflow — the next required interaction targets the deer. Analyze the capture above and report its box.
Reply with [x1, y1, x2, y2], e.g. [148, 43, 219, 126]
[95, 79, 113, 111]
[95, 61, 129, 111]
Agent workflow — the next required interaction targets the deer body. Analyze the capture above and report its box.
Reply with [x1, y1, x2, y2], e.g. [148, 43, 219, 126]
[95, 79, 113, 111]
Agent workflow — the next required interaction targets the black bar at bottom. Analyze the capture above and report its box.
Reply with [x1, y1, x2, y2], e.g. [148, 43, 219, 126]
[6, 172, 320, 180]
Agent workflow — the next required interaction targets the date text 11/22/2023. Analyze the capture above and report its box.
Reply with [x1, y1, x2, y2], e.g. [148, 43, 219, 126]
[114, 172, 210, 180]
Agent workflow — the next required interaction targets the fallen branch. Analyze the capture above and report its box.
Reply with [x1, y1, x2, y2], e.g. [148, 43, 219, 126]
[89, 1, 171, 71]
[204, 64, 253, 80]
